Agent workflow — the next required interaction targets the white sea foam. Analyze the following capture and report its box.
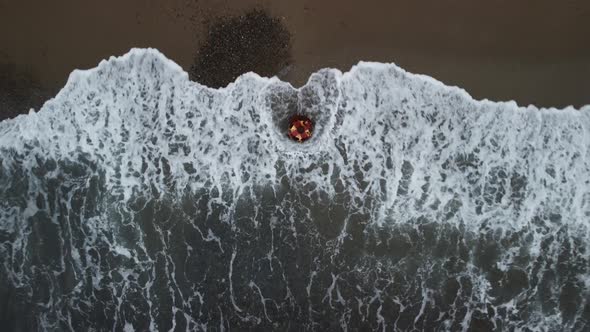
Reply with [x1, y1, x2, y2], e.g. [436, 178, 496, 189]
[1, 48, 589, 331]
[1, 49, 589, 232]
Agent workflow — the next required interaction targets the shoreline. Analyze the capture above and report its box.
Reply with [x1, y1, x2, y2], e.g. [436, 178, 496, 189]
[1, 0, 589, 120]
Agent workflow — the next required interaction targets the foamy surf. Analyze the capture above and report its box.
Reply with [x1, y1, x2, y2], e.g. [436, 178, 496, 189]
[0, 48, 589, 331]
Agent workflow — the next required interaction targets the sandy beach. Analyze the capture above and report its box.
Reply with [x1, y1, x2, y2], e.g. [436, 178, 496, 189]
[1, 0, 589, 119]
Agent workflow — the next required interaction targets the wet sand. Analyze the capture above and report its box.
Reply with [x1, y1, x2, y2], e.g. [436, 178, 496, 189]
[1, 0, 589, 119]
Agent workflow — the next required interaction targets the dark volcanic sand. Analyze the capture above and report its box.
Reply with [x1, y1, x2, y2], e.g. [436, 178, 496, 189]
[1, 0, 590, 120]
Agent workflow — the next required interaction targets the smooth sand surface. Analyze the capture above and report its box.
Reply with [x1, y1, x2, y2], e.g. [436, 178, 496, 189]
[1, 0, 589, 114]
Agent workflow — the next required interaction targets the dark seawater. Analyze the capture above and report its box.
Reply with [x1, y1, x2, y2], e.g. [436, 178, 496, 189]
[0, 49, 589, 331]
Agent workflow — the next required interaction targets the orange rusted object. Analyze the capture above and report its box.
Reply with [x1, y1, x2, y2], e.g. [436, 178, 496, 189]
[288, 115, 313, 142]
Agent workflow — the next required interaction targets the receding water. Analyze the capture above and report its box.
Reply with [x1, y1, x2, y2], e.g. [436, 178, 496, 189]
[0, 49, 589, 331]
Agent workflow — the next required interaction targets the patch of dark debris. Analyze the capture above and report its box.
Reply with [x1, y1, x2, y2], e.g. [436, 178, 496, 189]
[0, 63, 54, 121]
[190, 9, 292, 88]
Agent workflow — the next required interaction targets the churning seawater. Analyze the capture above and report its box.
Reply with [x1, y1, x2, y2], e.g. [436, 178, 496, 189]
[0, 49, 589, 331]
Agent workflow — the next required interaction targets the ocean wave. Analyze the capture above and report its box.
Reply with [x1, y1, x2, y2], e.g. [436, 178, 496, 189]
[0, 48, 589, 331]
